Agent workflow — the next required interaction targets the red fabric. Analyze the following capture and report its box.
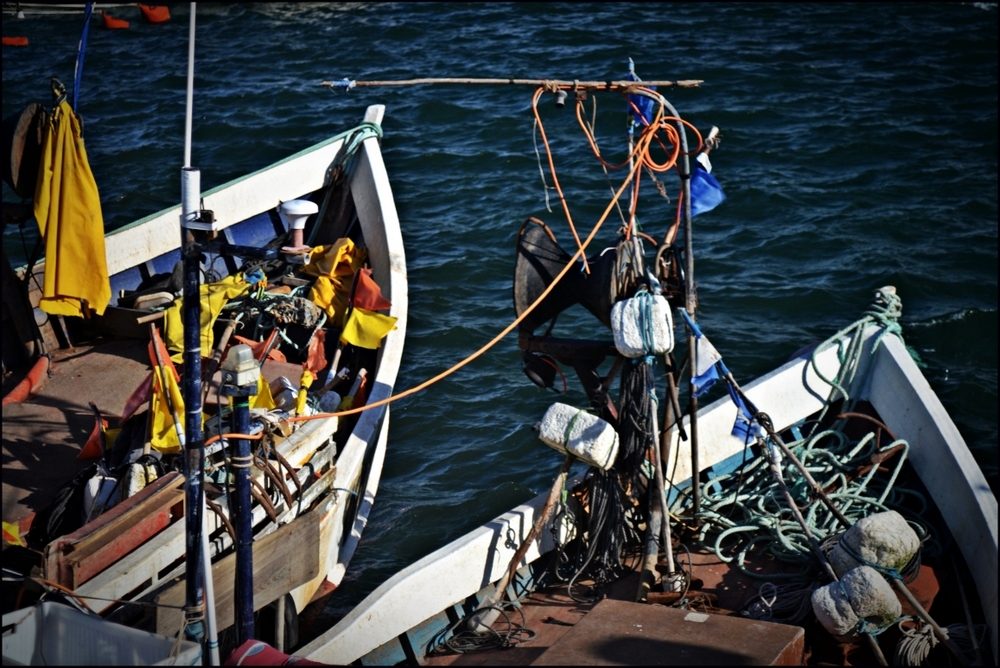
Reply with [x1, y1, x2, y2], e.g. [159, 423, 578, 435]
[120, 371, 153, 423]
[351, 268, 391, 312]
[2, 36, 29, 46]
[102, 12, 129, 29]
[224, 640, 327, 666]
[304, 328, 327, 375]
[78, 415, 107, 459]
[138, 4, 170, 23]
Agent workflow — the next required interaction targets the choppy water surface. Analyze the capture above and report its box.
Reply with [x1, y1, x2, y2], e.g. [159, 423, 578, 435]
[3, 2, 996, 629]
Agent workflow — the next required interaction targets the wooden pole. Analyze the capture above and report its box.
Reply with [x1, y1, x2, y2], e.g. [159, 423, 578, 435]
[321, 77, 703, 90]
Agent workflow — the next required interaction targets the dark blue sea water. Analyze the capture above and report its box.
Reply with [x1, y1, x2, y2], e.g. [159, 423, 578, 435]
[3, 1, 997, 631]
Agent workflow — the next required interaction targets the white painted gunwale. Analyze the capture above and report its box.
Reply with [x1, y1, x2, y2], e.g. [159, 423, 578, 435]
[302, 325, 997, 665]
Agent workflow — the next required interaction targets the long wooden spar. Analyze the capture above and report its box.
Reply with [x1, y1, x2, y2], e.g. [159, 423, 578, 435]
[321, 77, 703, 90]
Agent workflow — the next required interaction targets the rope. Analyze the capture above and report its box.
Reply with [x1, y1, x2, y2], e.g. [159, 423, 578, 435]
[433, 601, 536, 655]
[805, 287, 911, 437]
[286, 86, 650, 425]
[895, 619, 986, 666]
[672, 295, 933, 583]
[738, 581, 817, 625]
[616, 361, 655, 499]
[565, 468, 641, 602]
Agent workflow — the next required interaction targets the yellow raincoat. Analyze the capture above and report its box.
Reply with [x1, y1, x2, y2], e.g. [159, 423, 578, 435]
[33, 100, 111, 317]
[303, 238, 367, 325]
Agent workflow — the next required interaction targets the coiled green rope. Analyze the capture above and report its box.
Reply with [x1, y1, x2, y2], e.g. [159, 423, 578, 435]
[671, 289, 933, 580]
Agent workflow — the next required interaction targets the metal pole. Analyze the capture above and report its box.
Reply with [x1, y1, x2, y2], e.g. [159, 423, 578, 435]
[180, 2, 205, 645]
[651, 96, 700, 531]
[220, 343, 261, 647]
[201, 501, 220, 666]
[231, 393, 255, 645]
[183, 4, 196, 169]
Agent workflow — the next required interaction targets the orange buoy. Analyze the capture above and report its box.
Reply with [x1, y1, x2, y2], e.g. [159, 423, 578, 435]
[2, 36, 29, 47]
[2, 355, 50, 407]
[102, 12, 130, 29]
[138, 4, 170, 23]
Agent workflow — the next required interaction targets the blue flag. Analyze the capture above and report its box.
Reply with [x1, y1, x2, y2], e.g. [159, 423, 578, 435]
[725, 376, 763, 443]
[626, 70, 656, 128]
[679, 310, 723, 397]
[679, 310, 763, 441]
[690, 165, 726, 217]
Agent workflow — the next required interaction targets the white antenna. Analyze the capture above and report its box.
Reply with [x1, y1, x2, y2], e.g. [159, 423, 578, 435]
[183, 3, 196, 168]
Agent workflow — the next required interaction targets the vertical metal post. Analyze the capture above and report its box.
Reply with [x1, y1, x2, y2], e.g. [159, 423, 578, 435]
[221, 343, 260, 647]
[656, 94, 700, 530]
[231, 394, 255, 645]
[180, 4, 205, 644]
[181, 224, 205, 644]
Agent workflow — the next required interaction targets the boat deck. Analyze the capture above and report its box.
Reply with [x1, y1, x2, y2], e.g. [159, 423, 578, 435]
[2, 337, 150, 526]
[422, 540, 945, 666]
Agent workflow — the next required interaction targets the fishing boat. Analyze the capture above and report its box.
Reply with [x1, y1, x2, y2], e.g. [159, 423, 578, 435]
[1, 96, 407, 660]
[297, 76, 996, 666]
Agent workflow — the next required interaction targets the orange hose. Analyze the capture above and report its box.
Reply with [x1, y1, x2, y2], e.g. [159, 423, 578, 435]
[204, 432, 263, 447]
[2, 355, 50, 406]
[289, 85, 697, 425]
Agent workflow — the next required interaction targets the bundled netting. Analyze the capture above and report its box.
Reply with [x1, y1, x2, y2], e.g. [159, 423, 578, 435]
[615, 360, 656, 501]
[565, 468, 642, 601]
[738, 581, 818, 625]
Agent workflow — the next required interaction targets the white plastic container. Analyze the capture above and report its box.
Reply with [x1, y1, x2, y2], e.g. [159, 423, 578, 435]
[537, 403, 619, 470]
[2, 602, 201, 666]
[610, 292, 674, 358]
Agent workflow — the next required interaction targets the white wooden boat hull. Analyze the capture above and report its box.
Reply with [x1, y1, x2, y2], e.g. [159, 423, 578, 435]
[301, 323, 997, 664]
[4, 105, 406, 640]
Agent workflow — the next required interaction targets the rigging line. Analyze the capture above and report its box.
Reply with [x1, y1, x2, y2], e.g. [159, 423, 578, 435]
[531, 87, 588, 272]
[288, 103, 648, 425]
[532, 117, 553, 213]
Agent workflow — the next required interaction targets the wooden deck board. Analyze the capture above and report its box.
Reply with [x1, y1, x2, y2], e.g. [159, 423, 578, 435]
[2, 338, 150, 524]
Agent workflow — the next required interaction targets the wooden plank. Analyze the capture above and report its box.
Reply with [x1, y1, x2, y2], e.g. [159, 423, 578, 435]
[45, 472, 182, 589]
[154, 511, 321, 634]
[74, 519, 186, 611]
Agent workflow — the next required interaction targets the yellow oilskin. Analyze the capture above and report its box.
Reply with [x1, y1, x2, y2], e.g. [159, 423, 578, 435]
[33, 100, 111, 317]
